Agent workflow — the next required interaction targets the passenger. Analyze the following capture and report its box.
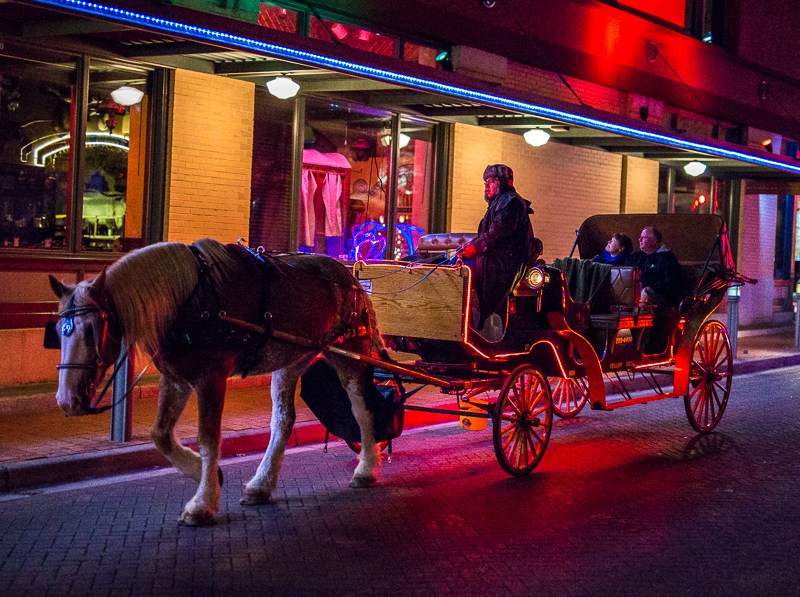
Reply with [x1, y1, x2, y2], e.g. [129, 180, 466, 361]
[592, 232, 633, 265]
[628, 226, 682, 308]
[628, 226, 682, 353]
[457, 164, 535, 328]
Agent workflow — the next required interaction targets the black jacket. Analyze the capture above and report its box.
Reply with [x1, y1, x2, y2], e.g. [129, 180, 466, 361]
[472, 187, 534, 322]
[628, 246, 683, 305]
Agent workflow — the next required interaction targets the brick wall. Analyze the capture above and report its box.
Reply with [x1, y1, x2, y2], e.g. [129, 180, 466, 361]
[168, 70, 254, 243]
[449, 123, 657, 260]
[739, 193, 777, 326]
[623, 155, 660, 214]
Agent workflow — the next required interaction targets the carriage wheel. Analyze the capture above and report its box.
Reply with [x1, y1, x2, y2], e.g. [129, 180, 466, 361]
[683, 320, 733, 433]
[492, 365, 553, 476]
[549, 376, 589, 419]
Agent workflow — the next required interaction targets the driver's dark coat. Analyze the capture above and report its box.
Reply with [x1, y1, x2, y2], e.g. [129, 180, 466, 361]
[472, 187, 534, 322]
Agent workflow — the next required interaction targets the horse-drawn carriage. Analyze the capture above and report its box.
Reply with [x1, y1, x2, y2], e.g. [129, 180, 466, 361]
[47, 213, 753, 524]
[314, 213, 752, 476]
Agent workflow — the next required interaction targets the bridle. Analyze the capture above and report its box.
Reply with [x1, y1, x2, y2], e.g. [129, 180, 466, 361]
[56, 301, 122, 414]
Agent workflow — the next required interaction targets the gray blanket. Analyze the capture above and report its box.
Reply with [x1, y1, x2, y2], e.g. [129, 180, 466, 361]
[552, 257, 612, 304]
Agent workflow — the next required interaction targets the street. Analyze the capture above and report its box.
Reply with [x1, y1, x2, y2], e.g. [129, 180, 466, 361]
[2, 365, 800, 596]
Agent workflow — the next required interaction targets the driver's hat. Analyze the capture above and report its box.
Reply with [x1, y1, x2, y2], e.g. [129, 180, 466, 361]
[483, 164, 514, 187]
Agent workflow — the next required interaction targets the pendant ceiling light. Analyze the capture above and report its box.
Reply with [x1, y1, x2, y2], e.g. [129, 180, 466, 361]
[380, 132, 411, 148]
[110, 85, 144, 106]
[523, 129, 550, 147]
[266, 76, 300, 99]
[683, 161, 707, 176]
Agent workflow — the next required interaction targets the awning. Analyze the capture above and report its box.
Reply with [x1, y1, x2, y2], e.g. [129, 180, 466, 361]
[16, 0, 800, 182]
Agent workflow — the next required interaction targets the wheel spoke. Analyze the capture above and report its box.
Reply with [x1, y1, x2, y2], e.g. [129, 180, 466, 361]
[712, 379, 729, 396]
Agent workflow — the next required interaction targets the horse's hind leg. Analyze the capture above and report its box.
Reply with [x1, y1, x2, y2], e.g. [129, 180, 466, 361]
[179, 373, 227, 526]
[241, 363, 305, 505]
[329, 355, 380, 488]
[151, 376, 200, 481]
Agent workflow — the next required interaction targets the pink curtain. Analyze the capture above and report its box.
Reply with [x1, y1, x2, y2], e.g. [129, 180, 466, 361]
[299, 169, 317, 246]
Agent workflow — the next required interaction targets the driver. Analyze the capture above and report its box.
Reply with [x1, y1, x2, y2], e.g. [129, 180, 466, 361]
[458, 164, 535, 328]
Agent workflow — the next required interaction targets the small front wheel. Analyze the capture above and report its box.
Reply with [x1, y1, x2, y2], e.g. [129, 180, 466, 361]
[493, 365, 553, 476]
[684, 320, 733, 433]
[549, 376, 589, 418]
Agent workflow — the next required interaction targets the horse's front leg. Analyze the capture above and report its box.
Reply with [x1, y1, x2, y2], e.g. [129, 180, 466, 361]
[179, 372, 227, 526]
[151, 377, 199, 480]
[241, 364, 305, 505]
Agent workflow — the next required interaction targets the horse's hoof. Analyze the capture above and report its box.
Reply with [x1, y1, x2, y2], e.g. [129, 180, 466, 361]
[178, 511, 216, 526]
[240, 488, 272, 506]
[349, 475, 377, 488]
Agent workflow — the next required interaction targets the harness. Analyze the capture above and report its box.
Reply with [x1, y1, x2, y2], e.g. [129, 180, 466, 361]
[167, 242, 372, 375]
[56, 299, 152, 414]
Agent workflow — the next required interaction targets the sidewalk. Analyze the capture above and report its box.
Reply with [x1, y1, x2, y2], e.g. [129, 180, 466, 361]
[1, 326, 798, 492]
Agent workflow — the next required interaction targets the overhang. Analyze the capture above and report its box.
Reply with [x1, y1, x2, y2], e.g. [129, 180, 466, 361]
[6, 0, 800, 185]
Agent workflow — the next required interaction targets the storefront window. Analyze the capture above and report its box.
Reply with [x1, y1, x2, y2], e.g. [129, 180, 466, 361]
[0, 52, 149, 252]
[1, 54, 74, 249]
[299, 100, 387, 258]
[298, 99, 434, 260]
[403, 42, 440, 68]
[258, 3, 300, 33]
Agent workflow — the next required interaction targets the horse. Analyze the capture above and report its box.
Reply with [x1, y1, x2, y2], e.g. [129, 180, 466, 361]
[48, 238, 385, 525]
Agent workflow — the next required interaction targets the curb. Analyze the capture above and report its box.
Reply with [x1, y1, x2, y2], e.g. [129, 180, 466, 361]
[0, 402, 458, 493]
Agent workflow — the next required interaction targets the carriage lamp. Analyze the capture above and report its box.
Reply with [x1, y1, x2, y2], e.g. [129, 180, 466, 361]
[525, 266, 548, 289]
[266, 76, 300, 99]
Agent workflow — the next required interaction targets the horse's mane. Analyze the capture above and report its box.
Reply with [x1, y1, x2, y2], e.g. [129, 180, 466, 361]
[104, 239, 238, 355]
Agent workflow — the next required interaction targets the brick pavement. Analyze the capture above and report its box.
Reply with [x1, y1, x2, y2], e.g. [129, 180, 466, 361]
[0, 326, 798, 493]
[1, 365, 799, 595]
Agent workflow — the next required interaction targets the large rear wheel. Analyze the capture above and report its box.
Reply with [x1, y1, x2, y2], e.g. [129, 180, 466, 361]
[549, 376, 589, 418]
[492, 365, 553, 476]
[684, 320, 733, 433]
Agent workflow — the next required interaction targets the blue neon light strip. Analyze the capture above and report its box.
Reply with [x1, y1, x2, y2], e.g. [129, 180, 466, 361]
[35, 0, 800, 175]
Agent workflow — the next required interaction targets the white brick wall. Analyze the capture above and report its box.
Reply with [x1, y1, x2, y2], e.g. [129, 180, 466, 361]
[449, 123, 658, 260]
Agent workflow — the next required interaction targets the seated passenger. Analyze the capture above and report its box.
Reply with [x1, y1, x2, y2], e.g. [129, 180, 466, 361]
[628, 226, 682, 309]
[457, 164, 535, 330]
[628, 226, 682, 353]
[592, 232, 633, 265]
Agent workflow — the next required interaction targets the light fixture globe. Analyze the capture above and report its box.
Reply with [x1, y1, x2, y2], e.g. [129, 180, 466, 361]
[380, 132, 411, 148]
[110, 85, 144, 106]
[266, 76, 300, 99]
[523, 129, 550, 147]
[684, 161, 707, 176]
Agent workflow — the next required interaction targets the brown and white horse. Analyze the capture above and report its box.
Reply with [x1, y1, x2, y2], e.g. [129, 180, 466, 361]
[49, 238, 384, 525]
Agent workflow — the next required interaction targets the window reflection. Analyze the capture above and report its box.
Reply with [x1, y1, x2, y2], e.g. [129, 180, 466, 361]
[296, 99, 433, 260]
[83, 62, 148, 251]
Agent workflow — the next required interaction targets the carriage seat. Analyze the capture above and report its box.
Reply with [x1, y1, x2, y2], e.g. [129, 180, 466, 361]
[414, 232, 477, 258]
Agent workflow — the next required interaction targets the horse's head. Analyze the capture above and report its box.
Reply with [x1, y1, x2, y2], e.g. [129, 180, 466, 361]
[48, 270, 123, 416]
